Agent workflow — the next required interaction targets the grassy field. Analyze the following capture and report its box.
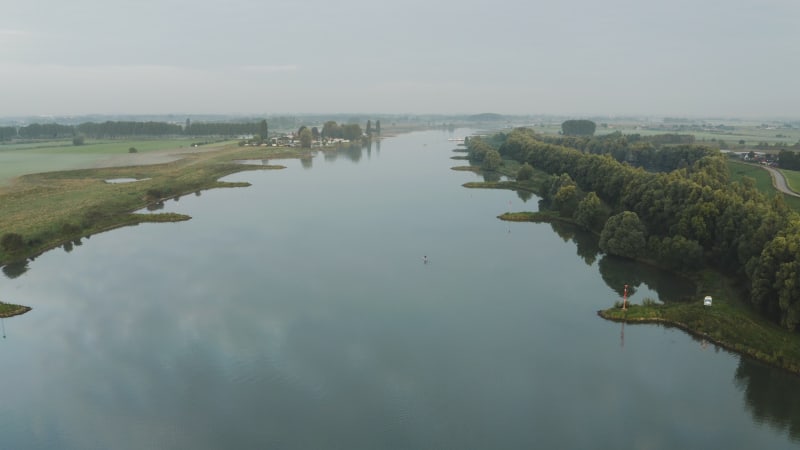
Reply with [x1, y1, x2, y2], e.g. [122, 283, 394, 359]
[780, 168, 800, 193]
[0, 142, 308, 265]
[728, 159, 775, 191]
[0, 138, 207, 185]
[727, 160, 800, 210]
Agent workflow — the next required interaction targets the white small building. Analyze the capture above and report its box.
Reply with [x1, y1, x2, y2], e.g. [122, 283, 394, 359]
[703, 296, 712, 306]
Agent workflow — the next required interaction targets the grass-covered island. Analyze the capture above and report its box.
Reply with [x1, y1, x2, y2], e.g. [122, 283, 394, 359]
[458, 127, 800, 376]
[0, 301, 32, 318]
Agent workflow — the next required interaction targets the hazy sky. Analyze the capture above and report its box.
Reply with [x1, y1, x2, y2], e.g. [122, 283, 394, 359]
[2, 0, 798, 118]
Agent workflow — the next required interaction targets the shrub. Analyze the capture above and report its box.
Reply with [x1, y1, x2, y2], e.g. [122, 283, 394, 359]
[145, 189, 164, 201]
[129, 147, 138, 153]
[0, 233, 26, 252]
[61, 223, 81, 235]
[642, 297, 658, 306]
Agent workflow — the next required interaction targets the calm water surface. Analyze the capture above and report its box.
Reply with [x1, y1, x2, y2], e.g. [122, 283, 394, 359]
[1, 130, 799, 449]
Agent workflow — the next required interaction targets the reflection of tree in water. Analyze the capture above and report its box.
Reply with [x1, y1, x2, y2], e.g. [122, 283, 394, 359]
[598, 254, 696, 301]
[301, 156, 313, 170]
[734, 358, 800, 442]
[547, 221, 695, 301]
[549, 221, 600, 266]
[515, 189, 534, 203]
[323, 150, 337, 162]
[2, 260, 29, 279]
[340, 144, 363, 163]
[598, 256, 642, 297]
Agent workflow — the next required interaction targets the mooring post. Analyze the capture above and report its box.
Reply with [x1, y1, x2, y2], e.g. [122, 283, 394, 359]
[622, 284, 628, 310]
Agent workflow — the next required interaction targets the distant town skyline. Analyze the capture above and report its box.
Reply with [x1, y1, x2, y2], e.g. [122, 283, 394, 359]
[2, 0, 798, 119]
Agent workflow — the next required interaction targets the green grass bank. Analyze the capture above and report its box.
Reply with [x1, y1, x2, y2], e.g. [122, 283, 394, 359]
[0, 142, 310, 267]
[598, 270, 800, 376]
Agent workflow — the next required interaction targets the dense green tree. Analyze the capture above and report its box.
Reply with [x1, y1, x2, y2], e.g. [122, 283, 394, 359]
[19, 123, 74, 139]
[322, 121, 339, 139]
[573, 192, 604, 230]
[482, 149, 503, 171]
[561, 120, 596, 136]
[750, 221, 800, 330]
[467, 137, 493, 162]
[375, 120, 381, 134]
[779, 150, 800, 170]
[258, 119, 268, 140]
[341, 123, 363, 141]
[599, 211, 647, 259]
[72, 135, 85, 146]
[648, 235, 704, 270]
[299, 128, 313, 148]
[366, 120, 372, 135]
[0, 126, 16, 140]
[542, 173, 577, 205]
[516, 163, 534, 181]
[77, 121, 182, 137]
[553, 184, 579, 217]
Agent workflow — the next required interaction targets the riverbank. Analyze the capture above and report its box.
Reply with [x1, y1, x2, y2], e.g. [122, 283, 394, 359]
[462, 177, 800, 376]
[0, 143, 311, 267]
[597, 276, 800, 376]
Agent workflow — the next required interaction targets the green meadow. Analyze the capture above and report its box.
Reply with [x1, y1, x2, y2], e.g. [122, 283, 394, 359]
[0, 138, 203, 185]
[0, 141, 306, 265]
[780, 168, 800, 193]
[727, 160, 800, 210]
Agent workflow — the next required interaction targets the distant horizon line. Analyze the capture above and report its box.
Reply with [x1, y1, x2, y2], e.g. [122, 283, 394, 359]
[1, 112, 799, 123]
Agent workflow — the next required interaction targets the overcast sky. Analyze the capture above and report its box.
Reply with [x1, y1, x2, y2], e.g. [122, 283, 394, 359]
[1, 0, 798, 118]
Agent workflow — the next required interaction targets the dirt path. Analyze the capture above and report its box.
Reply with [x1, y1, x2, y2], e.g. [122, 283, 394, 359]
[90, 144, 228, 169]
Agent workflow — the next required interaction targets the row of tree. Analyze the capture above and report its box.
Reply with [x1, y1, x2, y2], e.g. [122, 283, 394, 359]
[319, 121, 365, 141]
[534, 131, 713, 172]
[0, 120, 270, 140]
[777, 150, 800, 170]
[469, 128, 800, 331]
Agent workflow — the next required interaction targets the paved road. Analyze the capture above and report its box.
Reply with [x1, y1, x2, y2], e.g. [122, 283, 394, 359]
[762, 165, 800, 197]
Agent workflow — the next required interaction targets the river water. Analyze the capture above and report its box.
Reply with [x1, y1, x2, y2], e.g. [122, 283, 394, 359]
[1, 129, 798, 449]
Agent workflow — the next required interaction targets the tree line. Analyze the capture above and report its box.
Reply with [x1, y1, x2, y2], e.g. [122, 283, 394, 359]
[468, 127, 800, 331]
[320, 121, 364, 141]
[0, 120, 270, 140]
